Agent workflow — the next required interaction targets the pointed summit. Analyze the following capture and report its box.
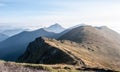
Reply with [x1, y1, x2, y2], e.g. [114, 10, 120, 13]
[50, 23, 62, 27]
[44, 23, 65, 33]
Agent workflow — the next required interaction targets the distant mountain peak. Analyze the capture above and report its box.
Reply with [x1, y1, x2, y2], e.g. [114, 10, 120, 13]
[54, 23, 60, 25]
[48, 23, 64, 28]
[44, 23, 65, 33]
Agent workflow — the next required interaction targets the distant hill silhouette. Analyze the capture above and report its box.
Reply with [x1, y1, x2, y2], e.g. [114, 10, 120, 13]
[0, 28, 57, 61]
[2, 29, 28, 36]
[0, 33, 9, 41]
[0, 33, 9, 42]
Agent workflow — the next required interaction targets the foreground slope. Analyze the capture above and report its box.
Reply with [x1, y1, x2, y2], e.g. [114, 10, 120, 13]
[18, 26, 120, 71]
[0, 61, 48, 72]
[0, 28, 57, 61]
[0, 60, 113, 72]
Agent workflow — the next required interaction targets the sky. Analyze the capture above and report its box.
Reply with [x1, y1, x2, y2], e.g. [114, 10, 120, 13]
[0, 0, 120, 33]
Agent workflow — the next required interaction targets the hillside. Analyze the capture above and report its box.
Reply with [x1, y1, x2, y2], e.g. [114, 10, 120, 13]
[58, 26, 120, 58]
[18, 37, 120, 71]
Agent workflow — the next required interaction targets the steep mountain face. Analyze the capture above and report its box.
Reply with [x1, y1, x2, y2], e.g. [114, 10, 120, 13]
[0, 28, 57, 61]
[0, 33, 9, 42]
[18, 26, 120, 71]
[44, 23, 65, 33]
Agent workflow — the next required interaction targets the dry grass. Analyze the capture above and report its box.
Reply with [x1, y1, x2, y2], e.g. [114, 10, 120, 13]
[44, 38, 120, 71]
[0, 60, 80, 72]
[0, 60, 118, 72]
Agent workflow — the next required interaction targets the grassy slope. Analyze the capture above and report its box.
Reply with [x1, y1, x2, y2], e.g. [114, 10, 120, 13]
[0, 60, 79, 72]
[44, 38, 120, 71]
[0, 60, 117, 72]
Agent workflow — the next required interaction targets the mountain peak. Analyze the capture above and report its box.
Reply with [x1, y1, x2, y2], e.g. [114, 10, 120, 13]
[48, 23, 64, 28]
[52, 23, 61, 26]
[44, 23, 65, 33]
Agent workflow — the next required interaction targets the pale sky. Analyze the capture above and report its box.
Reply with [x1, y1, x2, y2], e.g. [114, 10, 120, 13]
[0, 0, 120, 33]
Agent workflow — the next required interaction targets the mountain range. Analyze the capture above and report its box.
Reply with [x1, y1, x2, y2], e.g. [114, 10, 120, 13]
[18, 25, 120, 71]
[0, 24, 65, 61]
[0, 24, 120, 71]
